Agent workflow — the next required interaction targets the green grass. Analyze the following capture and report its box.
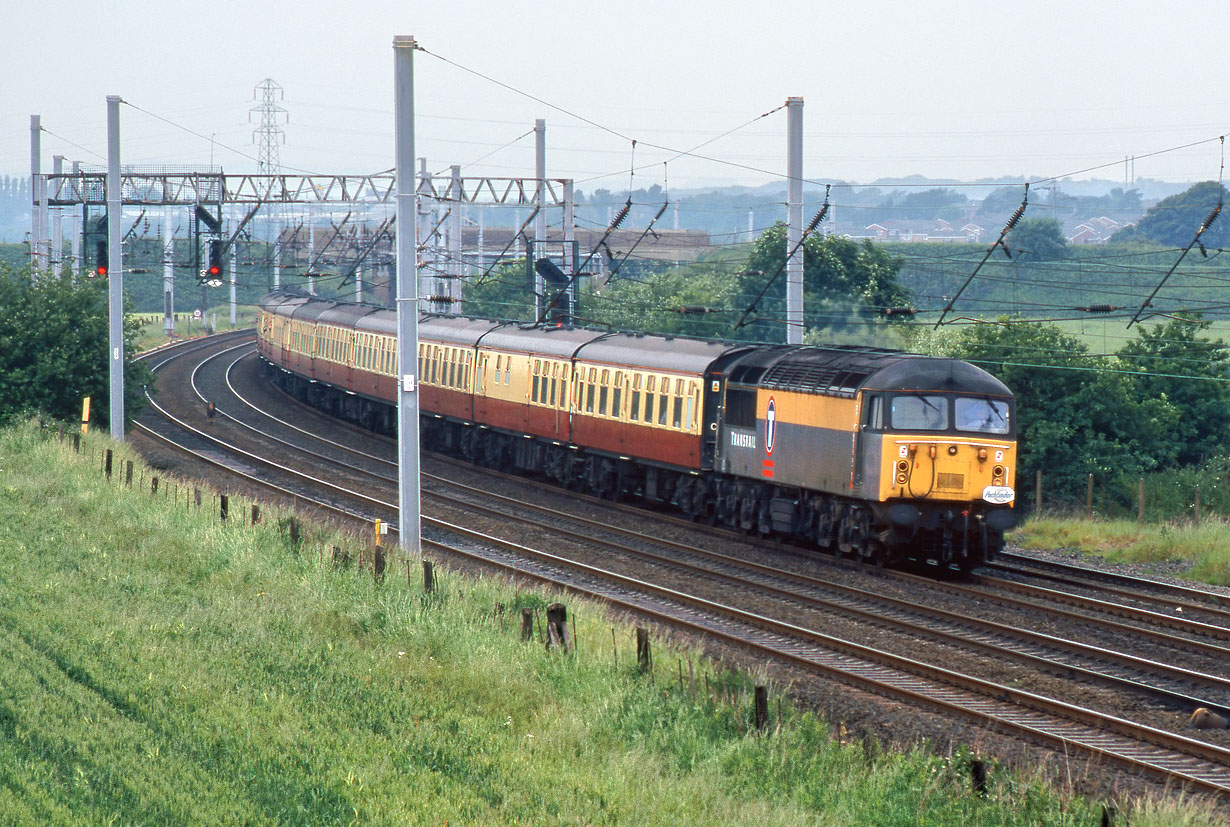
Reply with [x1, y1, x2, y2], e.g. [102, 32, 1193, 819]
[1010, 516, 1230, 586]
[133, 307, 257, 353]
[0, 422, 1222, 825]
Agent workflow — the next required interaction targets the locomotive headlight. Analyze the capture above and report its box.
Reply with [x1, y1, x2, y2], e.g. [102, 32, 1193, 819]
[992, 464, 1005, 480]
[896, 473, 908, 485]
[977, 447, 988, 463]
[947, 445, 958, 456]
[895, 459, 910, 473]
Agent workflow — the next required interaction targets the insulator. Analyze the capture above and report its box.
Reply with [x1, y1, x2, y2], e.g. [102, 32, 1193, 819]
[882, 306, 916, 317]
[609, 202, 631, 231]
[1197, 204, 1222, 235]
[1081, 304, 1116, 313]
[1004, 204, 1027, 231]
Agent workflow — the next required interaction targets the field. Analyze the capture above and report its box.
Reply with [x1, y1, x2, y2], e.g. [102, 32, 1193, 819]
[7, 422, 1221, 824]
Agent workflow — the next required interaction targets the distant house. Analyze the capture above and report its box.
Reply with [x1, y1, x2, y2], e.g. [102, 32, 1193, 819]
[1066, 216, 1121, 244]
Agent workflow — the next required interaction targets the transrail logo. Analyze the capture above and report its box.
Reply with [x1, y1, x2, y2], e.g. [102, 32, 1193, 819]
[730, 431, 756, 449]
[765, 397, 777, 456]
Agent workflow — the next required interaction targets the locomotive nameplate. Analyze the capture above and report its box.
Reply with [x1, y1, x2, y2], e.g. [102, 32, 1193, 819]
[982, 485, 1015, 505]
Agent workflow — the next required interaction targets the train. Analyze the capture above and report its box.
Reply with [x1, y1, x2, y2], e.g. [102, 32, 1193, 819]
[256, 289, 1017, 572]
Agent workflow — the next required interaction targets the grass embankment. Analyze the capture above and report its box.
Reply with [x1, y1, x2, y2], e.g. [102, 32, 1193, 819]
[0, 423, 1219, 825]
[1010, 517, 1230, 586]
[132, 308, 257, 352]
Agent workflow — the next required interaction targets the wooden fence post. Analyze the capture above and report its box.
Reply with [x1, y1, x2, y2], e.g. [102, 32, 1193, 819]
[422, 560, 435, 593]
[251, 504, 260, 526]
[219, 494, 229, 522]
[1035, 469, 1043, 513]
[754, 686, 769, 732]
[105, 449, 112, 481]
[971, 759, 988, 796]
[1085, 473, 1093, 520]
[125, 460, 133, 486]
[545, 603, 570, 652]
[521, 608, 534, 642]
[193, 488, 202, 511]
[374, 548, 386, 586]
[636, 627, 651, 674]
[151, 477, 159, 496]
[1138, 478, 1145, 525]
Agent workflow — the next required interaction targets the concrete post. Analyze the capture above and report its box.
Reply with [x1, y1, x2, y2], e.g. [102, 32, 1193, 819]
[106, 96, 124, 439]
[394, 35, 422, 554]
[785, 96, 804, 345]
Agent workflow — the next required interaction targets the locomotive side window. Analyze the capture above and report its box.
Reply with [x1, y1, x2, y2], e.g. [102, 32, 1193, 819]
[955, 397, 1010, 434]
[891, 394, 949, 431]
[863, 395, 884, 430]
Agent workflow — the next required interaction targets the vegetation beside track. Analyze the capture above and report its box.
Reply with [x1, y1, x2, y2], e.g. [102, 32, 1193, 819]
[1011, 517, 1230, 586]
[4, 422, 1221, 824]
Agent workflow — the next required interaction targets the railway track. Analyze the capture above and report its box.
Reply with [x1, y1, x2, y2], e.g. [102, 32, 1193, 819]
[133, 332, 1230, 801]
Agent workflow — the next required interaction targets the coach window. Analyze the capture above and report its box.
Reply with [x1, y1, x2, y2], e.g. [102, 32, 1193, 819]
[658, 376, 670, 426]
[549, 363, 559, 407]
[505, 359, 512, 386]
[630, 374, 641, 421]
[560, 370, 568, 411]
[586, 368, 596, 413]
[672, 379, 684, 429]
[685, 381, 697, 430]
[644, 376, 655, 423]
[612, 371, 623, 419]
[532, 360, 541, 403]
[599, 369, 610, 416]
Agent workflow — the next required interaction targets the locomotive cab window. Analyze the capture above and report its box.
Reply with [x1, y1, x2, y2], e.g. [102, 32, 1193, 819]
[955, 397, 1011, 434]
[890, 394, 949, 431]
[863, 395, 884, 430]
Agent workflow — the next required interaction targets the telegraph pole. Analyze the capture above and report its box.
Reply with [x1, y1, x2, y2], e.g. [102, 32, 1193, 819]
[106, 95, 124, 439]
[785, 96, 804, 345]
[393, 35, 422, 553]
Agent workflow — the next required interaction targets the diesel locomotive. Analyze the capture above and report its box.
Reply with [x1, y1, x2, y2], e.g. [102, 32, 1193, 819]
[257, 289, 1017, 572]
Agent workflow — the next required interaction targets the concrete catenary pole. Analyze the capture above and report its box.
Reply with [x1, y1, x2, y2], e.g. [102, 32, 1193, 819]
[30, 115, 43, 274]
[534, 119, 546, 318]
[229, 224, 238, 327]
[70, 161, 81, 279]
[163, 205, 175, 335]
[51, 155, 64, 277]
[449, 164, 462, 312]
[393, 35, 422, 554]
[785, 96, 804, 345]
[106, 95, 125, 438]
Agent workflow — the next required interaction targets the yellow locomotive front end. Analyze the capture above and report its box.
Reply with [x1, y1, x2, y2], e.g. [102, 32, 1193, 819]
[858, 385, 1017, 570]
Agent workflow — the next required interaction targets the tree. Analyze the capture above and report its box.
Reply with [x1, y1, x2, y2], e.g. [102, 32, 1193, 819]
[1111, 181, 1229, 246]
[0, 264, 152, 429]
[1115, 315, 1230, 466]
[458, 258, 537, 321]
[1004, 217, 1069, 260]
[741, 223, 911, 341]
[946, 318, 1178, 497]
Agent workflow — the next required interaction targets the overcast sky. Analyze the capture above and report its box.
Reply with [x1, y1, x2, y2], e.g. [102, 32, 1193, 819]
[3, 1, 1228, 193]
